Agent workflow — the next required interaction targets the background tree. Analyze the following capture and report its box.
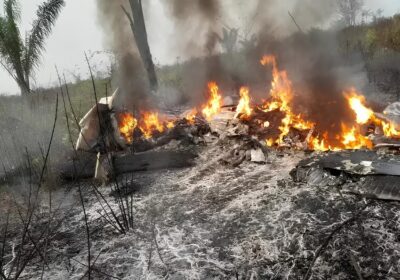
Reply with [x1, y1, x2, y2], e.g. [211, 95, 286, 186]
[361, 9, 372, 25]
[0, 0, 65, 95]
[218, 27, 239, 53]
[337, 0, 364, 26]
[122, 0, 158, 92]
[372, 8, 384, 23]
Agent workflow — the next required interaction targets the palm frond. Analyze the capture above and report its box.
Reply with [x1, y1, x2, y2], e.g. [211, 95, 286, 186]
[0, 0, 24, 82]
[24, 0, 65, 76]
[0, 16, 7, 54]
[4, 0, 21, 23]
[0, 18, 14, 79]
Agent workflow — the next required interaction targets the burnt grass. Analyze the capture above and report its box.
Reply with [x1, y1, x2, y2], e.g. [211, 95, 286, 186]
[1, 141, 399, 279]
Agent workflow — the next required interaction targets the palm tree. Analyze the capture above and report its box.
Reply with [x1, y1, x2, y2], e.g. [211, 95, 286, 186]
[0, 0, 65, 95]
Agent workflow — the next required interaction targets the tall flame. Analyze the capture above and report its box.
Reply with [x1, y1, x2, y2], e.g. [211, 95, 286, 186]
[346, 90, 375, 124]
[260, 56, 377, 151]
[235, 86, 252, 119]
[260, 55, 314, 145]
[261, 55, 293, 110]
[202, 82, 222, 121]
[118, 112, 138, 143]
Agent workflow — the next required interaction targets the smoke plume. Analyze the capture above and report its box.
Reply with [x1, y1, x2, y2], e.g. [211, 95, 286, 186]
[95, 0, 369, 138]
[96, 0, 149, 111]
[163, 0, 222, 57]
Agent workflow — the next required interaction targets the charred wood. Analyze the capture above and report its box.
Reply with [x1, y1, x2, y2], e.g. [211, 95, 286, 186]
[113, 150, 197, 175]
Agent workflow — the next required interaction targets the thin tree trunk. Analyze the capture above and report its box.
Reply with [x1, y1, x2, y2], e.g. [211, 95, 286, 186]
[127, 0, 158, 92]
[16, 71, 30, 95]
[18, 81, 30, 95]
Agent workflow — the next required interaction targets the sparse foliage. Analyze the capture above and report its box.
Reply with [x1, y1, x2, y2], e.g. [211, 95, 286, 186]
[0, 0, 65, 95]
[337, 0, 364, 26]
[219, 27, 239, 53]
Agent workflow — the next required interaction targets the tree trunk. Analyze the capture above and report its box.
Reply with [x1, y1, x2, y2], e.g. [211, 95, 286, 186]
[17, 78, 30, 95]
[128, 0, 158, 92]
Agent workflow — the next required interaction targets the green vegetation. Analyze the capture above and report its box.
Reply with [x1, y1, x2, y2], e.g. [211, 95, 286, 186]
[0, 77, 110, 177]
[339, 14, 400, 56]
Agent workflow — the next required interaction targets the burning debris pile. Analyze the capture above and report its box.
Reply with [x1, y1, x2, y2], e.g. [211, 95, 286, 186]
[71, 54, 400, 182]
[107, 54, 400, 154]
[234, 55, 400, 151]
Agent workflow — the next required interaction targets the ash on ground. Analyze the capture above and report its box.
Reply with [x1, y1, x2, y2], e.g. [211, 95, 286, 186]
[12, 135, 400, 280]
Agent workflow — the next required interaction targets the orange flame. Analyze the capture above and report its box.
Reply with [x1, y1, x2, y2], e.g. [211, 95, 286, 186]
[261, 55, 293, 109]
[382, 122, 400, 137]
[202, 82, 222, 121]
[185, 108, 198, 124]
[260, 55, 314, 145]
[118, 112, 138, 144]
[116, 55, 399, 150]
[266, 138, 274, 147]
[166, 121, 175, 129]
[340, 124, 373, 150]
[345, 89, 400, 138]
[346, 90, 375, 124]
[260, 55, 376, 151]
[235, 86, 252, 119]
[139, 112, 166, 139]
[118, 111, 177, 142]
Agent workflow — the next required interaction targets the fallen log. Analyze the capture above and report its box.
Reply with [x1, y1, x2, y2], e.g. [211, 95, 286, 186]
[59, 149, 197, 181]
[112, 150, 197, 175]
[59, 151, 98, 180]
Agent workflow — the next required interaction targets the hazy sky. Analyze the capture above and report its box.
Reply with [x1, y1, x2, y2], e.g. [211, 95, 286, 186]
[0, 0, 399, 95]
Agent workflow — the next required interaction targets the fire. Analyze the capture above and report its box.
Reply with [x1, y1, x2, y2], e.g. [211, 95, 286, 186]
[346, 90, 375, 124]
[340, 124, 373, 150]
[118, 111, 177, 142]
[382, 122, 400, 137]
[260, 55, 314, 145]
[166, 121, 175, 129]
[345, 89, 400, 138]
[118, 112, 138, 143]
[139, 112, 166, 139]
[185, 108, 198, 124]
[266, 138, 274, 147]
[260, 55, 377, 151]
[202, 82, 222, 121]
[116, 55, 399, 151]
[235, 86, 252, 119]
[261, 55, 293, 109]
[308, 135, 332, 152]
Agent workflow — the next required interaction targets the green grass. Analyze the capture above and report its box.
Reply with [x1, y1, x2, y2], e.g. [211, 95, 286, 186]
[0, 77, 111, 178]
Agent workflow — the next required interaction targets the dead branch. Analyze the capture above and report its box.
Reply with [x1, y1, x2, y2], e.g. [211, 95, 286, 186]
[288, 11, 303, 33]
[349, 251, 364, 280]
[56, 67, 92, 280]
[303, 202, 371, 280]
